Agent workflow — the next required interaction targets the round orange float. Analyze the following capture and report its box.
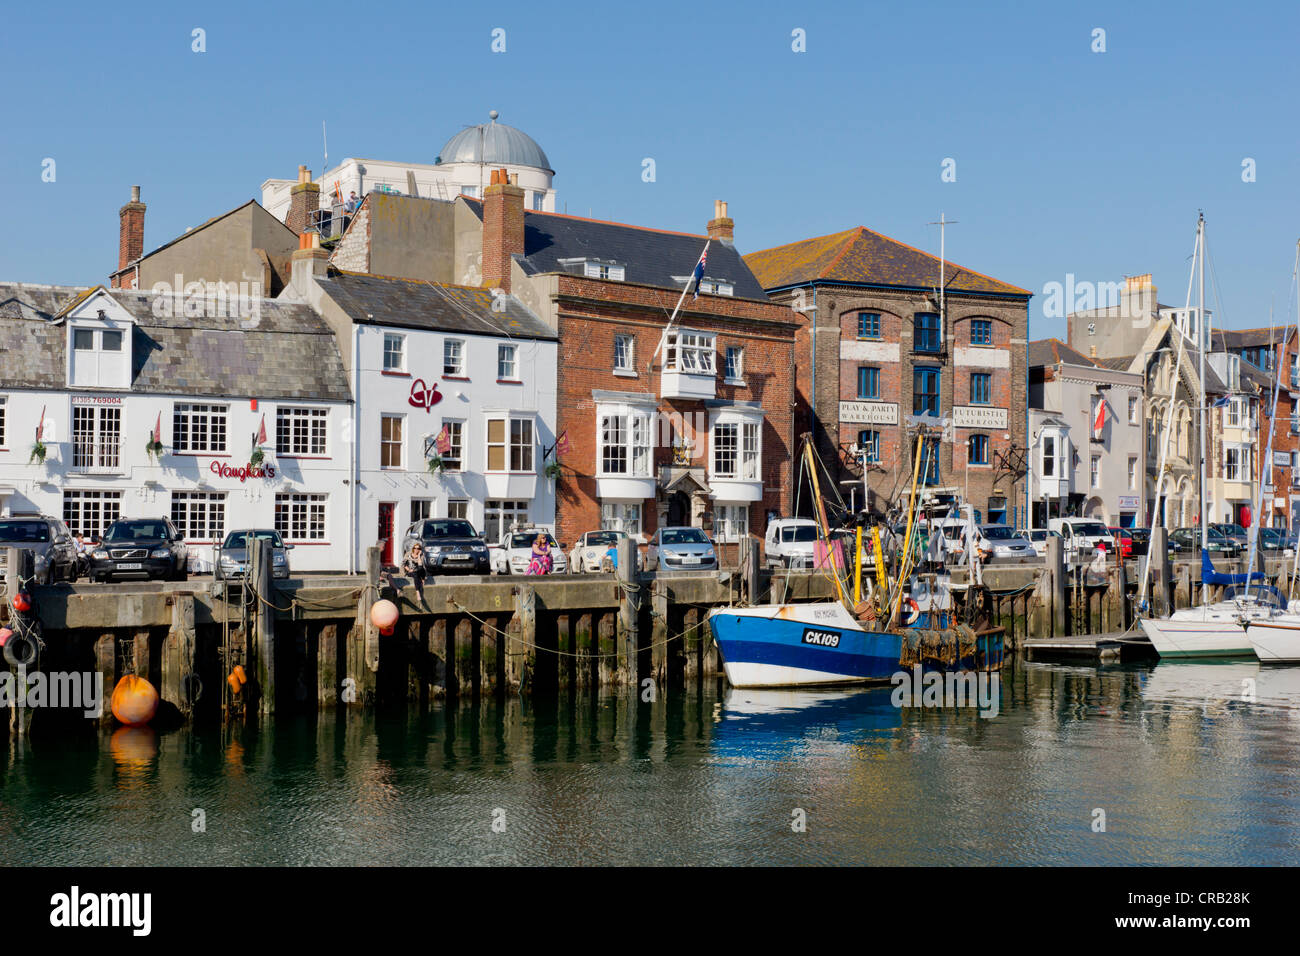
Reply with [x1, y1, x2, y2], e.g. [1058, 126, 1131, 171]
[110, 675, 160, 727]
[12, 591, 32, 613]
[370, 599, 399, 635]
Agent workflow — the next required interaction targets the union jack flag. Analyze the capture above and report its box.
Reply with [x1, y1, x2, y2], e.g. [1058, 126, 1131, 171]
[690, 247, 708, 300]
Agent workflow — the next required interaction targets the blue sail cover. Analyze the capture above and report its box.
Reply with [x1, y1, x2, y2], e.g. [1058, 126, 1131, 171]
[1201, 550, 1264, 587]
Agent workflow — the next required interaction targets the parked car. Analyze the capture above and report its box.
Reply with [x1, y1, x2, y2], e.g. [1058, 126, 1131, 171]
[570, 530, 634, 573]
[88, 517, 188, 582]
[1209, 522, 1250, 552]
[1047, 518, 1113, 559]
[764, 517, 819, 569]
[0, 515, 80, 585]
[216, 529, 292, 581]
[491, 528, 569, 575]
[1020, 528, 1066, 558]
[975, 524, 1037, 562]
[1168, 526, 1239, 558]
[645, 527, 717, 571]
[401, 518, 491, 575]
[1108, 527, 1150, 558]
[1259, 527, 1294, 556]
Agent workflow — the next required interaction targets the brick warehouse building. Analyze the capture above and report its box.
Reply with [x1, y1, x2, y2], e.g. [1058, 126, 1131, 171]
[745, 228, 1031, 526]
[467, 184, 797, 554]
[1213, 326, 1300, 529]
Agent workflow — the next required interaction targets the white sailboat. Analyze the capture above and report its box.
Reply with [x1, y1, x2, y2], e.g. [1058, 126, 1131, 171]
[1138, 215, 1281, 658]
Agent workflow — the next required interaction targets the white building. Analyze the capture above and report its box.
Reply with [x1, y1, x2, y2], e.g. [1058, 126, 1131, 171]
[0, 284, 353, 571]
[281, 245, 559, 569]
[260, 111, 556, 229]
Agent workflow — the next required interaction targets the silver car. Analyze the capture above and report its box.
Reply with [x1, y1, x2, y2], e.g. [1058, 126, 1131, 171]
[646, 527, 717, 571]
[217, 529, 292, 580]
[977, 524, 1038, 562]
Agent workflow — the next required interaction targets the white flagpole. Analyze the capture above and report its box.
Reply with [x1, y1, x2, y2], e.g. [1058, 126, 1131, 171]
[650, 240, 710, 370]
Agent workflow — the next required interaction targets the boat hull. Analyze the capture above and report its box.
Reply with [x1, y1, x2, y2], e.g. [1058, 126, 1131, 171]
[708, 602, 1001, 688]
[1139, 617, 1254, 659]
[1245, 619, 1300, 662]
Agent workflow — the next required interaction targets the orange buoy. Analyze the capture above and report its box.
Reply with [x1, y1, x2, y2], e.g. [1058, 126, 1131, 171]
[370, 599, 399, 636]
[12, 591, 32, 613]
[232, 664, 247, 685]
[110, 675, 159, 727]
[227, 672, 242, 695]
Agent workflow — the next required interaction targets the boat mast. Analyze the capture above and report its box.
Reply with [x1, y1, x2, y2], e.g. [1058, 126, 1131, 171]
[1198, 213, 1208, 552]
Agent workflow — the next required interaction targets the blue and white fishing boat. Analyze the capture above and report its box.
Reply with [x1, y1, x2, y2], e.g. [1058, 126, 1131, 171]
[709, 594, 1003, 688]
[708, 435, 1004, 689]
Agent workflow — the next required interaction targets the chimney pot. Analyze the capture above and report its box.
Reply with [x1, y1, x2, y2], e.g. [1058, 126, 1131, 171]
[707, 199, 734, 243]
[130, 185, 141, 203]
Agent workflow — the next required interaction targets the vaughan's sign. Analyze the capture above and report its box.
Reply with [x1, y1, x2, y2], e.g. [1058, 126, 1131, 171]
[408, 378, 444, 412]
[210, 461, 276, 482]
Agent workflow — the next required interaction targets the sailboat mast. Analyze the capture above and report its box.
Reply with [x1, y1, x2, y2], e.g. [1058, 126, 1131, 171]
[1198, 213, 1209, 551]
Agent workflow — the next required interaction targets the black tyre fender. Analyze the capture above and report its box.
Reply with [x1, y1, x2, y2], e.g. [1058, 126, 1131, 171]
[3, 627, 40, 668]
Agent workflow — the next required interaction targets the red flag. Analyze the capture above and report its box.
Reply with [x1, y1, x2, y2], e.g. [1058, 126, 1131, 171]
[435, 424, 450, 455]
[556, 430, 569, 458]
[153, 411, 161, 443]
[1092, 399, 1107, 440]
[256, 414, 267, 446]
[35, 405, 45, 442]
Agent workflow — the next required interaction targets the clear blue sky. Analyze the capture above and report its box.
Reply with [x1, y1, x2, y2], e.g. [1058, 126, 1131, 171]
[3, 0, 1298, 337]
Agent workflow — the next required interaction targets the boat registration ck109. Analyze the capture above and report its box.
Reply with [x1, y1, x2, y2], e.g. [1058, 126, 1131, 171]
[801, 628, 841, 648]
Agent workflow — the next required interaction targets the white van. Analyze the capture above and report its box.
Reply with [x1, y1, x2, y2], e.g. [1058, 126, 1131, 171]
[765, 518, 819, 569]
[1047, 518, 1112, 560]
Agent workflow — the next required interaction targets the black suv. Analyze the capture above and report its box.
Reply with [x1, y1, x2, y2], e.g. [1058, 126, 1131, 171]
[89, 517, 188, 582]
[0, 515, 80, 585]
[401, 518, 491, 575]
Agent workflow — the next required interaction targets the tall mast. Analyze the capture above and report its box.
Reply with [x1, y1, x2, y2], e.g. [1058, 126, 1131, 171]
[1198, 213, 1208, 551]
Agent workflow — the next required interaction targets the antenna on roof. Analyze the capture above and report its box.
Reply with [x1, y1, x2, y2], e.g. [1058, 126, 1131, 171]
[927, 213, 958, 331]
[322, 121, 328, 172]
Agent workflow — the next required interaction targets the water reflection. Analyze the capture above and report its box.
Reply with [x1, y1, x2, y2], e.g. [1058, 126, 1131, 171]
[1, 661, 1298, 865]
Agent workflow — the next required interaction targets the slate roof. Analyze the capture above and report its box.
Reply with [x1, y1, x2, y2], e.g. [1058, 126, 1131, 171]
[0, 282, 351, 401]
[744, 227, 1032, 298]
[317, 272, 555, 340]
[1212, 326, 1294, 351]
[461, 199, 770, 301]
[1028, 338, 1098, 368]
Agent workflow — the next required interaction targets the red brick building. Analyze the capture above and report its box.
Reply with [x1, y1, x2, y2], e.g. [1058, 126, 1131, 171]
[1214, 326, 1300, 529]
[468, 184, 797, 553]
[745, 228, 1031, 525]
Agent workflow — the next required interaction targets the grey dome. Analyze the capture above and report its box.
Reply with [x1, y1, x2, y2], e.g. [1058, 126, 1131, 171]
[435, 113, 553, 173]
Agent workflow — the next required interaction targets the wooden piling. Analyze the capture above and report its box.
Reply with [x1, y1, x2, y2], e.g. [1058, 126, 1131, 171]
[252, 537, 276, 716]
[161, 595, 197, 720]
[616, 537, 640, 689]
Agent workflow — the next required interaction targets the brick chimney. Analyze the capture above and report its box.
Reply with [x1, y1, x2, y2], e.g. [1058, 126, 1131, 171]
[482, 167, 525, 291]
[287, 165, 320, 236]
[118, 185, 146, 274]
[1121, 272, 1157, 321]
[707, 200, 734, 243]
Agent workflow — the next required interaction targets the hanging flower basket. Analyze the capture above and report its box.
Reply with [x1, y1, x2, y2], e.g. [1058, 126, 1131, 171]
[28, 441, 47, 465]
[544, 460, 563, 481]
[249, 447, 265, 469]
[145, 438, 165, 462]
[426, 455, 447, 476]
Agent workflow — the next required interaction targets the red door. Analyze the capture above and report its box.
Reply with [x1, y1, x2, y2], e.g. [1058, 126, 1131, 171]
[378, 502, 396, 566]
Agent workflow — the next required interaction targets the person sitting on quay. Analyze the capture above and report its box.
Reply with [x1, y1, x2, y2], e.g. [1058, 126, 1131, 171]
[402, 541, 428, 603]
[527, 535, 553, 575]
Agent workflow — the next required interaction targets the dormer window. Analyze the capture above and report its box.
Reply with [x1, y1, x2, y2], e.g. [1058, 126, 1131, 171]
[69, 323, 129, 389]
[583, 261, 625, 281]
[698, 279, 734, 297]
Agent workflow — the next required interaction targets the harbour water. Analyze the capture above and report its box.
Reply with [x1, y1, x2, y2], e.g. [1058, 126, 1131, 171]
[3, 660, 1299, 866]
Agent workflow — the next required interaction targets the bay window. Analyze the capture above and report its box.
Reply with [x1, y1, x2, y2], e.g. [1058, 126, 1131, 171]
[601, 501, 643, 537]
[598, 411, 652, 477]
[664, 331, 715, 374]
[487, 417, 534, 472]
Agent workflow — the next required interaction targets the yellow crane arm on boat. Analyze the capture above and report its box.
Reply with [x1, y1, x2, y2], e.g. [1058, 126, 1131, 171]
[890, 433, 928, 628]
[872, 525, 888, 600]
[804, 440, 848, 608]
